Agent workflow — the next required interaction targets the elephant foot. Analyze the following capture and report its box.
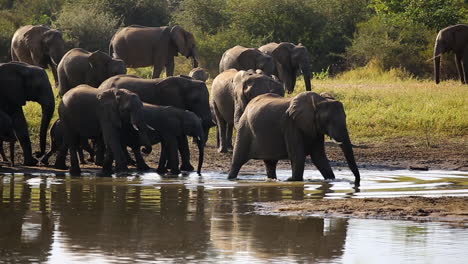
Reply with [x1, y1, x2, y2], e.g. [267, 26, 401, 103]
[69, 167, 81, 176]
[136, 163, 151, 171]
[156, 166, 168, 175]
[167, 169, 181, 176]
[286, 177, 303, 182]
[127, 157, 137, 166]
[23, 157, 38, 166]
[217, 146, 228, 153]
[227, 173, 238, 180]
[180, 163, 194, 172]
[115, 165, 129, 173]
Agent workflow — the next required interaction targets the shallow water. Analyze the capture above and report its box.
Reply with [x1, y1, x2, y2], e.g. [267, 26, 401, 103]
[1, 169, 468, 263]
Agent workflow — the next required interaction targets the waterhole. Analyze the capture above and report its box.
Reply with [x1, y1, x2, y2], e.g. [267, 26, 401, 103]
[1, 169, 467, 263]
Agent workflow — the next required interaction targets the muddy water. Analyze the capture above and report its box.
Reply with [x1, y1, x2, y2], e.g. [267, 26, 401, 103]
[1, 169, 468, 263]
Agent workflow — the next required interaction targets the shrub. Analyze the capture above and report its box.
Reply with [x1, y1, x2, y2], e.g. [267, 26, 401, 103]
[54, 2, 120, 52]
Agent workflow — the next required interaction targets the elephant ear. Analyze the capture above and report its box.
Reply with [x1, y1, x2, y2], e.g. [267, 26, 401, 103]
[97, 89, 121, 128]
[285, 91, 325, 136]
[272, 43, 292, 67]
[238, 48, 259, 69]
[0, 63, 31, 106]
[89, 50, 111, 69]
[170, 25, 191, 57]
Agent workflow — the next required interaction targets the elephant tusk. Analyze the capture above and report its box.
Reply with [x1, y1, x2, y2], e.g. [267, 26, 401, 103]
[426, 54, 442, 62]
[147, 124, 155, 131]
[132, 124, 139, 131]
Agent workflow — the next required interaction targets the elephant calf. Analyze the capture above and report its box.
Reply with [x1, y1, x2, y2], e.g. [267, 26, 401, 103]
[0, 110, 16, 167]
[123, 104, 205, 175]
[211, 69, 284, 153]
[189, 67, 209, 82]
[58, 48, 127, 96]
[40, 119, 95, 166]
[228, 91, 360, 186]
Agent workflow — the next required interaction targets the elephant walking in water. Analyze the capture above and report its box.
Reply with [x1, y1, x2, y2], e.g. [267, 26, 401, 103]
[0, 62, 55, 166]
[228, 91, 360, 186]
[259, 42, 312, 93]
[109, 25, 198, 78]
[434, 24, 468, 84]
[11, 25, 66, 86]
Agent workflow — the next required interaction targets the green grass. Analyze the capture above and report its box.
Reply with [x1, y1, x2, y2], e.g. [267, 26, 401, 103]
[22, 66, 468, 147]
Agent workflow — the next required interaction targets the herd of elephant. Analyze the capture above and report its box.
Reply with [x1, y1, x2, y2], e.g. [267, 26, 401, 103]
[1, 23, 466, 186]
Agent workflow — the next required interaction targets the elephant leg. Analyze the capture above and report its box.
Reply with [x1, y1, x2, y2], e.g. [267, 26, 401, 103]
[68, 137, 81, 175]
[264, 160, 278, 179]
[54, 142, 68, 170]
[462, 52, 468, 84]
[226, 123, 234, 150]
[284, 126, 306, 181]
[228, 130, 250, 179]
[78, 147, 86, 165]
[213, 105, 228, 153]
[455, 53, 465, 84]
[152, 54, 166, 78]
[166, 138, 180, 175]
[156, 143, 168, 174]
[123, 147, 136, 166]
[132, 145, 150, 171]
[94, 138, 105, 166]
[9, 141, 14, 167]
[309, 139, 335, 180]
[102, 147, 114, 174]
[165, 56, 175, 77]
[11, 109, 37, 166]
[178, 136, 194, 172]
[0, 141, 7, 161]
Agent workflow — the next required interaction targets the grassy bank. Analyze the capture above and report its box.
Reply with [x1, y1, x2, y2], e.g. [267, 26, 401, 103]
[22, 67, 468, 147]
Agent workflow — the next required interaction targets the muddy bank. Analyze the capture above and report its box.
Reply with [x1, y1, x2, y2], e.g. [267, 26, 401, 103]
[256, 196, 468, 225]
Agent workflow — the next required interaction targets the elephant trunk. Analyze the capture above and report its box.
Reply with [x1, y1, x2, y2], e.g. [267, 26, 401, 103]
[339, 135, 360, 187]
[191, 47, 199, 68]
[434, 52, 441, 84]
[38, 94, 55, 157]
[301, 63, 312, 91]
[196, 135, 205, 175]
[130, 112, 152, 154]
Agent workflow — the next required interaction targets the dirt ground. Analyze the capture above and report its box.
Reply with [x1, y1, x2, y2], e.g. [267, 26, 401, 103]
[257, 197, 468, 225]
[1, 136, 467, 223]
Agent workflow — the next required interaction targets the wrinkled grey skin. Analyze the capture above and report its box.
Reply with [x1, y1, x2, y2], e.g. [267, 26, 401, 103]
[259, 42, 312, 93]
[0, 110, 16, 167]
[122, 104, 205, 175]
[219, 45, 276, 76]
[189, 67, 209, 82]
[99, 75, 214, 172]
[11, 25, 66, 85]
[58, 48, 127, 96]
[40, 119, 95, 166]
[56, 86, 153, 175]
[211, 69, 284, 153]
[228, 91, 360, 186]
[0, 62, 55, 166]
[110, 25, 198, 78]
[434, 24, 468, 84]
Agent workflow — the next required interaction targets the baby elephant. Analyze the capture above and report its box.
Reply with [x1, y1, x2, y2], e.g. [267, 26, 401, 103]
[189, 67, 209, 82]
[40, 119, 95, 166]
[0, 110, 16, 167]
[124, 104, 206, 175]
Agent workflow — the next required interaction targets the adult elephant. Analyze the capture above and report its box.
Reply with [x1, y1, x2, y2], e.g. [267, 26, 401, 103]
[0, 62, 55, 165]
[58, 48, 127, 96]
[228, 91, 360, 186]
[211, 69, 284, 153]
[11, 25, 66, 85]
[109, 25, 198, 78]
[434, 24, 468, 84]
[259, 42, 312, 92]
[56, 86, 153, 175]
[99, 75, 214, 171]
[219, 46, 276, 76]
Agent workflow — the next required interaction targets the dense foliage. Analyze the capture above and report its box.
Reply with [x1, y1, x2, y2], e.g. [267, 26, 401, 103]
[0, 0, 467, 78]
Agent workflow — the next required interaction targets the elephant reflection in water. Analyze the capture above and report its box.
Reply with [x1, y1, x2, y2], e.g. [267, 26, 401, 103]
[208, 187, 348, 262]
[0, 175, 54, 263]
[49, 182, 210, 260]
